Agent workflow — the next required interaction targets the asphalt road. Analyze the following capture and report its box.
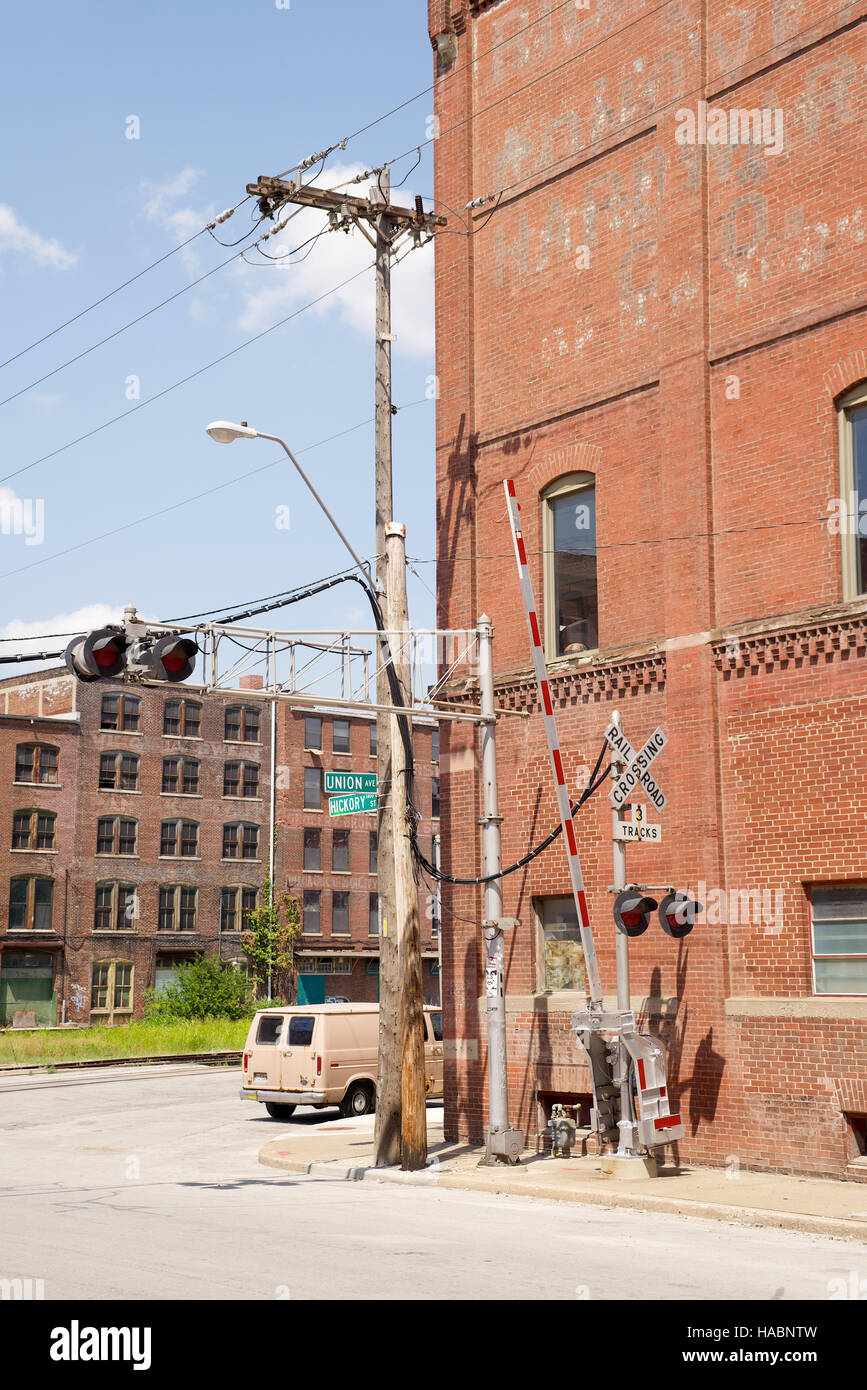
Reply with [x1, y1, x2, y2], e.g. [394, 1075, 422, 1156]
[0, 1064, 858, 1301]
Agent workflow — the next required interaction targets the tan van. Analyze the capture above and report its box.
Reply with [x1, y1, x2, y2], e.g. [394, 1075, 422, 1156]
[240, 1003, 444, 1120]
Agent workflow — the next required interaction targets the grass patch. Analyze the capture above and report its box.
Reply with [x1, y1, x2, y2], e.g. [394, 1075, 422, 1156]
[0, 1017, 251, 1067]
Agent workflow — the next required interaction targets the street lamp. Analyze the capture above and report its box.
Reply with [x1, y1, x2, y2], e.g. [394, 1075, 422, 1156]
[205, 420, 374, 587]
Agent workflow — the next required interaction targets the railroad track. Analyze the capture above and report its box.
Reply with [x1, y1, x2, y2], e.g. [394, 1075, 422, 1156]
[0, 1049, 241, 1074]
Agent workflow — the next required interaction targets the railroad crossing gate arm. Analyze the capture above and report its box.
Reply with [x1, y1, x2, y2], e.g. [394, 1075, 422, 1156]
[503, 478, 603, 1007]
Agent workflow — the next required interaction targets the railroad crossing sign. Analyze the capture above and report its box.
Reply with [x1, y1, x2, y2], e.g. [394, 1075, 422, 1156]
[605, 723, 667, 811]
[614, 803, 662, 842]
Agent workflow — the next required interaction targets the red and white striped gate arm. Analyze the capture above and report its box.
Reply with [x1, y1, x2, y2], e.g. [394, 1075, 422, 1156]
[503, 478, 603, 1007]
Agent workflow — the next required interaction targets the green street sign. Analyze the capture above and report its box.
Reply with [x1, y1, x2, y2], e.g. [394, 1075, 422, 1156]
[328, 792, 378, 818]
[324, 771, 378, 795]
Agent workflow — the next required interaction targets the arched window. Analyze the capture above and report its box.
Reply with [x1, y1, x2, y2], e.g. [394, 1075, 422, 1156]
[160, 820, 199, 858]
[542, 471, 598, 657]
[223, 822, 260, 860]
[9, 876, 53, 930]
[12, 810, 56, 851]
[15, 743, 58, 785]
[91, 960, 134, 1020]
[838, 382, 867, 599]
[98, 751, 140, 791]
[224, 705, 260, 743]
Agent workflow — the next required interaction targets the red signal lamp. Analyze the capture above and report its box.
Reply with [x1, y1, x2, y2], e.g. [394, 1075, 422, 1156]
[612, 890, 658, 938]
[658, 891, 703, 939]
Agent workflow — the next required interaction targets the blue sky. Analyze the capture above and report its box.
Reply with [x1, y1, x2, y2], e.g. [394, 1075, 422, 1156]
[0, 0, 437, 679]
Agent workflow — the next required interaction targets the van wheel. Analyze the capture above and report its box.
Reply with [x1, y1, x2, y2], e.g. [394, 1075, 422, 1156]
[265, 1102, 296, 1120]
[340, 1083, 373, 1118]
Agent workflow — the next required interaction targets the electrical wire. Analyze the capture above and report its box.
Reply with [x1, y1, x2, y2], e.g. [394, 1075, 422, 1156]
[411, 740, 611, 886]
[0, 260, 375, 492]
[0, 397, 426, 586]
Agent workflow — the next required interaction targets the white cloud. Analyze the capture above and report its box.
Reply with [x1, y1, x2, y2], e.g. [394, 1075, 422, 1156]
[142, 167, 212, 268]
[0, 604, 123, 660]
[0, 205, 77, 271]
[233, 162, 434, 358]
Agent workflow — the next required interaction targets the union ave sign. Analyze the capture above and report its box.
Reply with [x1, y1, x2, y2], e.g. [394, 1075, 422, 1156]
[324, 771, 377, 795]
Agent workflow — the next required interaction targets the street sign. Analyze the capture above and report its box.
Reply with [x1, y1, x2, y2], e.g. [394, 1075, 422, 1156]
[324, 771, 378, 795]
[614, 805, 662, 842]
[328, 792, 378, 817]
[606, 724, 667, 811]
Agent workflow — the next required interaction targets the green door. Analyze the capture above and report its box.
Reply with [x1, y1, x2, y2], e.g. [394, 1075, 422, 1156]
[297, 974, 325, 1005]
[0, 952, 57, 1026]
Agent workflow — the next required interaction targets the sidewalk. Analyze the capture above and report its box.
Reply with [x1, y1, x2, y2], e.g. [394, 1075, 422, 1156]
[259, 1112, 867, 1241]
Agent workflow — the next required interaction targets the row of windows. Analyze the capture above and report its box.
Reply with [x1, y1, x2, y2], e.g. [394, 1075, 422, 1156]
[10, 813, 261, 860]
[303, 715, 439, 761]
[97, 753, 260, 797]
[302, 828, 378, 875]
[302, 888, 379, 937]
[301, 765, 439, 816]
[9, 877, 257, 933]
[98, 696, 261, 740]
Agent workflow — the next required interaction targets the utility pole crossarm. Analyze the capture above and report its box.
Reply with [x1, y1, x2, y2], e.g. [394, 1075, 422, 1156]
[246, 176, 447, 236]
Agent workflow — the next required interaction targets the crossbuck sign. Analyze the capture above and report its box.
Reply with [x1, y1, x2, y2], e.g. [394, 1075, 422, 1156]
[605, 723, 668, 811]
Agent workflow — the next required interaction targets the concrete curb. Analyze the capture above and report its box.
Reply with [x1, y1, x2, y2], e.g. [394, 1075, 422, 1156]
[258, 1148, 867, 1241]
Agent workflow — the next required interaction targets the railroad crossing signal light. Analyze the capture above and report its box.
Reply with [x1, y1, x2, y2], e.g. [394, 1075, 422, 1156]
[144, 635, 198, 683]
[658, 891, 703, 939]
[613, 890, 658, 937]
[64, 628, 129, 682]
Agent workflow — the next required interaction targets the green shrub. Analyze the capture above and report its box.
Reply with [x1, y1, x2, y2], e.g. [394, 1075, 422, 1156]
[144, 956, 256, 1021]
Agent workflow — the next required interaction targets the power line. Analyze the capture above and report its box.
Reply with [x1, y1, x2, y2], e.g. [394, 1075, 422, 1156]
[0, 207, 248, 374]
[0, 260, 375, 491]
[0, 0, 587, 380]
[0, 397, 429, 583]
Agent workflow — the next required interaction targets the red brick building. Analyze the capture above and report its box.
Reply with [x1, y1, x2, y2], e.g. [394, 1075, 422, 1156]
[429, 0, 867, 1178]
[0, 669, 440, 1022]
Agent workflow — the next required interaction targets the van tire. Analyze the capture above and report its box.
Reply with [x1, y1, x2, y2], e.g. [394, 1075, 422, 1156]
[265, 1102, 296, 1120]
[339, 1082, 373, 1118]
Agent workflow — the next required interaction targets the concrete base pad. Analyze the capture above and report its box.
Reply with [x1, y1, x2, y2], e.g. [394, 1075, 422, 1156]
[599, 1153, 659, 1181]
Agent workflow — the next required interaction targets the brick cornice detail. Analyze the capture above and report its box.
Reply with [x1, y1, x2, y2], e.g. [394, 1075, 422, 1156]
[440, 652, 667, 712]
[712, 612, 867, 673]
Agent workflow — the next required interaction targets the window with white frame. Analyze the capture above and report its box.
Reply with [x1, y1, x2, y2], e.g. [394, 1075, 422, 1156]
[542, 472, 598, 657]
[838, 383, 867, 598]
[811, 886, 867, 995]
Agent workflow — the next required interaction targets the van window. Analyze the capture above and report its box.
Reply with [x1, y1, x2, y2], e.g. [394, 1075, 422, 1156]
[256, 1015, 284, 1045]
[428, 1012, 443, 1042]
[288, 1016, 315, 1047]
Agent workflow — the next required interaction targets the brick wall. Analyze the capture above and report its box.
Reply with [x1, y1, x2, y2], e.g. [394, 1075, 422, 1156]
[430, 0, 867, 1178]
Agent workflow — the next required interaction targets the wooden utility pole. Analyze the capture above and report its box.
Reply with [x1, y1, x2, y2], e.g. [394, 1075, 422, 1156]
[373, 168, 400, 1165]
[385, 521, 427, 1170]
[244, 167, 444, 1167]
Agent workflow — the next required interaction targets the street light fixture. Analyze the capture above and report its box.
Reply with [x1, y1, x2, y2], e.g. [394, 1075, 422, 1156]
[205, 419, 373, 587]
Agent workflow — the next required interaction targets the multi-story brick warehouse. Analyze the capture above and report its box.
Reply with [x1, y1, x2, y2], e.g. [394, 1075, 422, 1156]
[428, 0, 867, 1179]
[0, 668, 440, 1022]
